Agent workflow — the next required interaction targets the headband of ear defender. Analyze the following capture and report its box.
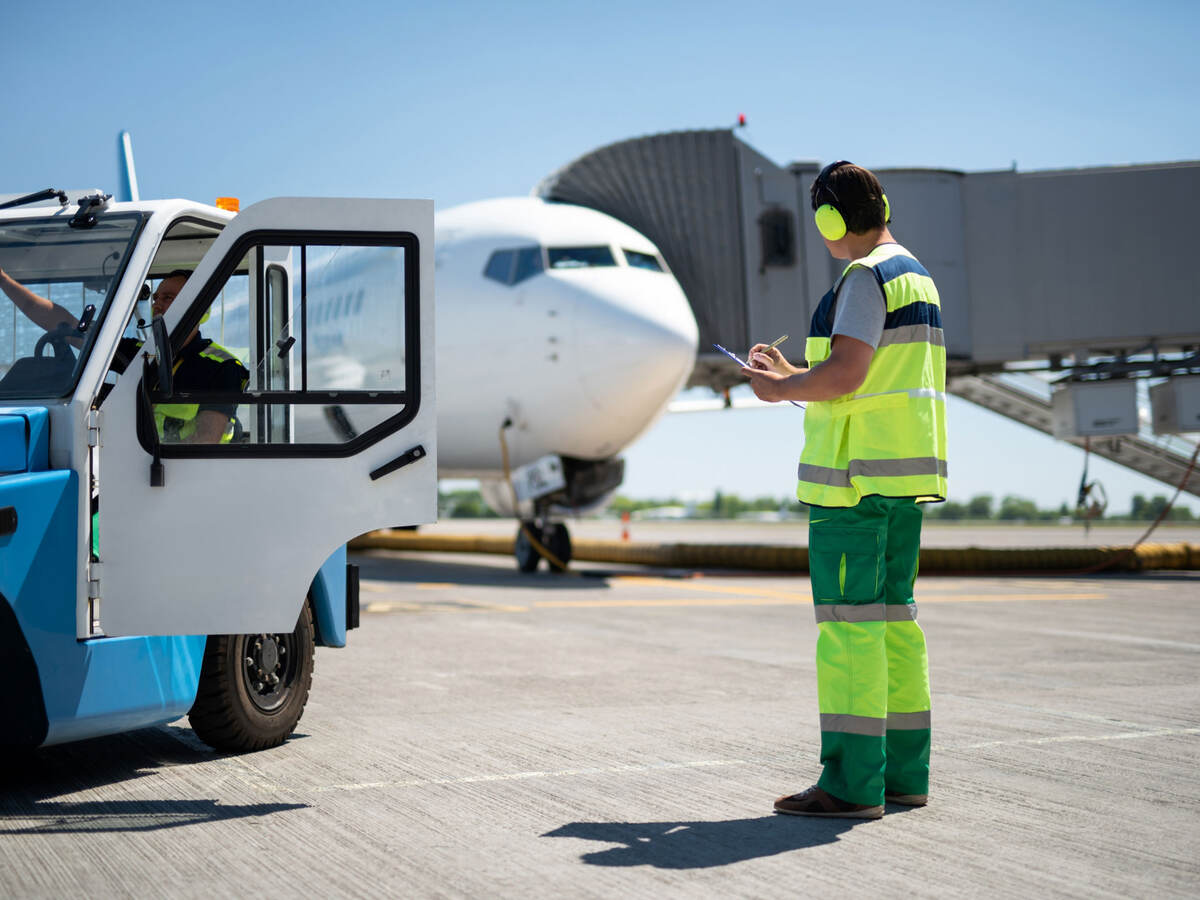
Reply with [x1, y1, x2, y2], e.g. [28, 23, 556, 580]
[812, 160, 890, 241]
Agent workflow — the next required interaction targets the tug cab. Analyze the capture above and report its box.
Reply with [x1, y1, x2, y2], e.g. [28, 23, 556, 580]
[0, 192, 436, 750]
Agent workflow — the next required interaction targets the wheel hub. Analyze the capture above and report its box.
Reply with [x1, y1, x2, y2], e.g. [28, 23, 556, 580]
[242, 632, 295, 713]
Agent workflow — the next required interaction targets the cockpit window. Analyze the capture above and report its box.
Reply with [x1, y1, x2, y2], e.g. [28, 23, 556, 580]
[547, 246, 616, 269]
[511, 247, 543, 284]
[483, 246, 543, 286]
[623, 249, 663, 272]
[484, 250, 514, 284]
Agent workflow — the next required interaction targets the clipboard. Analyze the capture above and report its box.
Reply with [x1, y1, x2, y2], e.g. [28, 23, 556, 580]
[713, 343, 750, 368]
[714, 343, 805, 409]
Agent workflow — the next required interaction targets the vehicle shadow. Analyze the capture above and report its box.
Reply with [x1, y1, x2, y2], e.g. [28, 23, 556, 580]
[351, 551, 657, 591]
[0, 725, 305, 834]
[542, 815, 861, 868]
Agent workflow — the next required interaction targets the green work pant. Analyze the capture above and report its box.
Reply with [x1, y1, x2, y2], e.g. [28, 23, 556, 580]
[808, 495, 931, 806]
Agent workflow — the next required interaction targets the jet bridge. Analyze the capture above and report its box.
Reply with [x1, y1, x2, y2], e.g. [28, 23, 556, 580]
[536, 130, 1200, 495]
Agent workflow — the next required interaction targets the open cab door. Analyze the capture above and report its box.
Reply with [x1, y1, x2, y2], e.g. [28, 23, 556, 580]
[96, 198, 435, 636]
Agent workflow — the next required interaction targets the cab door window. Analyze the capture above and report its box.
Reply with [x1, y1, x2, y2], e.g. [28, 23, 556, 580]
[141, 233, 418, 455]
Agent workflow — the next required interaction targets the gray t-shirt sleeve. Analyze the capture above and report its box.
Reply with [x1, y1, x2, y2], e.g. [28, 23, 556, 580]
[831, 266, 885, 349]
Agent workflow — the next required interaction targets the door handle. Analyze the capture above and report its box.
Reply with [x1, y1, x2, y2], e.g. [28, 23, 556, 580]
[369, 445, 427, 481]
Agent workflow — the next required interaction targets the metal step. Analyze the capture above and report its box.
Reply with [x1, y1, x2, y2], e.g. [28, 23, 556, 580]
[948, 374, 1200, 498]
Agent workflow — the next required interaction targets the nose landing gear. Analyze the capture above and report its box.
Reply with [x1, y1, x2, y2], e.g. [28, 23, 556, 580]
[514, 519, 572, 573]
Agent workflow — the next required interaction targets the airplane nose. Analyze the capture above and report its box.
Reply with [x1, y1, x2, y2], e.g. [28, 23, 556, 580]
[567, 273, 699, 451]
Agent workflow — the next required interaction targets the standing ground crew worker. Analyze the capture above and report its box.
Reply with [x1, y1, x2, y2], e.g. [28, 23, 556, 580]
[743, 161, 948, 819]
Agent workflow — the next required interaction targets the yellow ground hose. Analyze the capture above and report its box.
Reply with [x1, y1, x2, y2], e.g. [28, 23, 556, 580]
[348, 531, 1200, 574]
[498, 420, 568, 571]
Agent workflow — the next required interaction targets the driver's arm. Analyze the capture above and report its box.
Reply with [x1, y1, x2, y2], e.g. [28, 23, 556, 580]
[0, 266, 82, 342]
[187, 410, 232, 444]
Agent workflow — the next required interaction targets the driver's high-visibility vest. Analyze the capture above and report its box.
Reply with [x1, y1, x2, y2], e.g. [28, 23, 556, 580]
[799, 244, 948, 507]
[153, 341, 245, 444]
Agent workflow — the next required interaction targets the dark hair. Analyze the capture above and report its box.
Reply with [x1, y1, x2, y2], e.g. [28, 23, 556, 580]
[810, 162, 887, 235]
[163, 268, 193, 281]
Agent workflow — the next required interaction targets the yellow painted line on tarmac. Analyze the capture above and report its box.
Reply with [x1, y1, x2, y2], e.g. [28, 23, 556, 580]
[362, 574, 1108, 615]
[534, 596, 809, 609]
[532, 592, 1108, 610]
[365, 600, 528, 614]
[608, 576, 812, 602]
[916, 592, 1108, 604]
[603, 576, 1106, 606]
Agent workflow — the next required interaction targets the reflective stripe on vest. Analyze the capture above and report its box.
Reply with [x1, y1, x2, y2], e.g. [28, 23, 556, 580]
[798, 244, 948, 507]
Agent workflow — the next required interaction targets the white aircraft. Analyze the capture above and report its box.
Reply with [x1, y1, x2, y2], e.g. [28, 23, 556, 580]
[433, 197, 698, 568]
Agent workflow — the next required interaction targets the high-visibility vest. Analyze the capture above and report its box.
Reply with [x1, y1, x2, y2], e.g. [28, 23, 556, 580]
[798, 243, 948, 507]
[154, 341, 245, 443]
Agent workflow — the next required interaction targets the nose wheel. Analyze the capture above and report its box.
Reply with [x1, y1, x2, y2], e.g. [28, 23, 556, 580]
[514, 520, 572, 573]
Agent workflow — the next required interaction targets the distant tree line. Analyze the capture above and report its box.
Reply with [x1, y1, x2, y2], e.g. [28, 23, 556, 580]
[439, 487, 1195, 521]
[896, 492, 1193, 522]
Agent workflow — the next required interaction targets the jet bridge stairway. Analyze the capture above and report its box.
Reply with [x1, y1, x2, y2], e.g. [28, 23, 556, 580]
[948, 374, 1200, 499]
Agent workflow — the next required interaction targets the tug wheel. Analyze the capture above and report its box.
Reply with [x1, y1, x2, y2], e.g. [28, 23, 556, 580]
[188, 600, 315, 752]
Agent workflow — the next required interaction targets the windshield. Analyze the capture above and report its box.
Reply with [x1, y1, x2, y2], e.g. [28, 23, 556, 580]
[0, 213, 143, 399]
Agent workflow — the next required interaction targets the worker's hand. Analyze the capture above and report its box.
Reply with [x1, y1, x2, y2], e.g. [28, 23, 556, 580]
[747, 343, 784, 371]
[741, 365, 793, 403]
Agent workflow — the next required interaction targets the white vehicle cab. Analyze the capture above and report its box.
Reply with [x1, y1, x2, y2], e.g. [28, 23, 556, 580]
[0, 189, 435, 751]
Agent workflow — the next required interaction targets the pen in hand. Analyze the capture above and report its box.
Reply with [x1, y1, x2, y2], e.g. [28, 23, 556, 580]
[748, 334, 804, 409]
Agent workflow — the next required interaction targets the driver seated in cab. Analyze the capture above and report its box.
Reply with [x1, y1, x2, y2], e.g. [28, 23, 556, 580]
[0, 266, 248, 443]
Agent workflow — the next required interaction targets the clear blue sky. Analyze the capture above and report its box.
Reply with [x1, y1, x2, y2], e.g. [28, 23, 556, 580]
[4, 0, 1198, 513]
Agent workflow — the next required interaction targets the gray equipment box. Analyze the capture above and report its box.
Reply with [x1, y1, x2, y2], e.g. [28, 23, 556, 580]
[1051, 381, 1140, 438]
[1150, 376, 1200, 434]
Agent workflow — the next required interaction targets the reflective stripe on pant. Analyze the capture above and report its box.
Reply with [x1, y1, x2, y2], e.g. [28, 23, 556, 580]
[809, 495, 931, 806]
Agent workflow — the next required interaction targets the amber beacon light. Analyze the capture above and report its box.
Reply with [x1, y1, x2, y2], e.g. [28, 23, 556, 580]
[215, 197, 240, 212]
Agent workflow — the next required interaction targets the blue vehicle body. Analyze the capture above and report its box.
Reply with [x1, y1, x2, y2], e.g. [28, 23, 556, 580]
[0, 406, 349, 749]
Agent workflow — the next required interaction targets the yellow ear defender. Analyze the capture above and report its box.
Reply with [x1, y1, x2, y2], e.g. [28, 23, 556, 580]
[812, 160, 890, 241]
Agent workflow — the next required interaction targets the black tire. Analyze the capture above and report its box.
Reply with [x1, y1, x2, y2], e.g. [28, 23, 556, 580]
[544, 522, 572, 573]
[188, 601, 315, 753]
[515, 522, 542, 573]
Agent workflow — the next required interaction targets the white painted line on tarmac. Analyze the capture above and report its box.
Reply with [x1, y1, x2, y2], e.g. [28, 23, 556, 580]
[295, 728, 1199, 797]
[940, 726, 1200, 751]
[309, 758, 748, 794]
[1031, 628, 1200, 652]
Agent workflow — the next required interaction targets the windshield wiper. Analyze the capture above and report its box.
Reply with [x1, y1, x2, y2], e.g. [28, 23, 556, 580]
[0, 188, 69, 211]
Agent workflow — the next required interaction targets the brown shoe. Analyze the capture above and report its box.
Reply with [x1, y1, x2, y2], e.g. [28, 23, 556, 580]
[885, 792, 927, 807]
[773, 786, 883, 819]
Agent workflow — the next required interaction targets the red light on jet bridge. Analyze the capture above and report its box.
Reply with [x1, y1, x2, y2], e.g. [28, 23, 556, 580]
[737, 114, 747, 127]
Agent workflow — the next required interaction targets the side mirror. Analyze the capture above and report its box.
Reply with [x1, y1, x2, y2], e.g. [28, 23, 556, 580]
[150, 315, 173, 396]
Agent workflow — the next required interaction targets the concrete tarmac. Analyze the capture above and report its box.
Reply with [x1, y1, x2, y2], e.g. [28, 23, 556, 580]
[2, 549, 1198, 898]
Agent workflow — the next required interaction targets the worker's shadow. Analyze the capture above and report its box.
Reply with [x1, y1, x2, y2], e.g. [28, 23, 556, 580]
[0, 725, 305, 834]
[543, 815, 856, 869]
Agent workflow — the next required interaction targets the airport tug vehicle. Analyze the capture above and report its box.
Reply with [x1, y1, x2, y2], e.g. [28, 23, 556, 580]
[0, 191, 436, 751]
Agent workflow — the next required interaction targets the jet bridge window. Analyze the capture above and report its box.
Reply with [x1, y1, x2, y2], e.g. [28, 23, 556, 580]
[483, 246, 543, 286]
[547, 246, 616, 269]
[141, 233, 419, 455]
[757, 208, 795, 270]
